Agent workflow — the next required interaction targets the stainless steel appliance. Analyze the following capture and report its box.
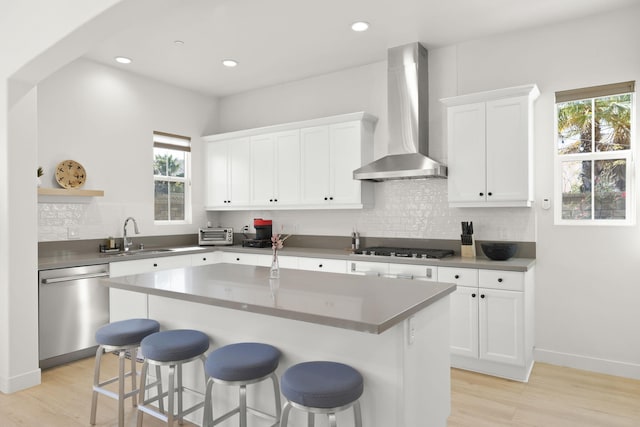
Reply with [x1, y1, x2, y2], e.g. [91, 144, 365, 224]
[199, 227, 234, 245]
[353, 42, 447, 181]
[38, 264, 110, 368]
[242, 218, 272, 248]
[353, 247, 454, 259]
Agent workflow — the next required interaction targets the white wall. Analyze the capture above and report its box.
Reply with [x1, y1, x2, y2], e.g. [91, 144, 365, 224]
[0, 0, 150, 394]
[37, 59, 218, 241]
[214, 6, 640, 378]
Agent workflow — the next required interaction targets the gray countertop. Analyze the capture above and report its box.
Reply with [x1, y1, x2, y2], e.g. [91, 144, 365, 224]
[100, 263, 456, 334]
[39, 243, 535, 271]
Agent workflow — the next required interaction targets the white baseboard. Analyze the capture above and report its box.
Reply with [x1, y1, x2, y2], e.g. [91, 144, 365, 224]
[534, 348, 640, 380]
[0, 368, 41, 393]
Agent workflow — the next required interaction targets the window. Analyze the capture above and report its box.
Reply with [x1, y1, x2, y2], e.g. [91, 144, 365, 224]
[153, 131, 191, 223]
[555, 81, 635, 225]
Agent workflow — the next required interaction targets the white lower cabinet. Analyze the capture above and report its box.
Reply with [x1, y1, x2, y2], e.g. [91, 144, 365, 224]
[109, 254, 193, 322]
[443, 266, 534, 382]
[191, 251, 221, 266]
[221, 252, 260, 265]
[298, 257, 347, 273]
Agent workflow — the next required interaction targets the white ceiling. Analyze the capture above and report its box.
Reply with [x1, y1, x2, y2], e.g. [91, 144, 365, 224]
[83, 0, 637, 97]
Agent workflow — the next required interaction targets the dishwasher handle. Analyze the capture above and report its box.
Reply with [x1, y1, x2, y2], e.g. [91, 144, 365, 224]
[41, 271, 110, 284]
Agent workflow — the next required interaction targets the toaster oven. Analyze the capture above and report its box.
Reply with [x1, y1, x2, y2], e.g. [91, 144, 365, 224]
[198, 227, 234, 246]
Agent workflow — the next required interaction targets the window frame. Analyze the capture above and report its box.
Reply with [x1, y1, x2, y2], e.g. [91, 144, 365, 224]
[153, 131, 192, 225]
[553, 82, 636, 226]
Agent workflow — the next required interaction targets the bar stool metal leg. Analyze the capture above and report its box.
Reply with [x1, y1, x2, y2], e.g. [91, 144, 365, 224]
[90, 318, 160, 427]
[203, 343, 281, 427]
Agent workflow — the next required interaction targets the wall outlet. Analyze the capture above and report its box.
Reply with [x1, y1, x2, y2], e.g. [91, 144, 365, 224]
[67, 227, 80, 239]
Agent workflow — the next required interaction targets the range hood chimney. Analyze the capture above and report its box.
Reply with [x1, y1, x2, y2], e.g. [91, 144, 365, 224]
[353, 42, 447, 181]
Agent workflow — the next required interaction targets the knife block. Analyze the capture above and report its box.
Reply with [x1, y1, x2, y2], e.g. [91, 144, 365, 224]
[461, 238, 476, 258]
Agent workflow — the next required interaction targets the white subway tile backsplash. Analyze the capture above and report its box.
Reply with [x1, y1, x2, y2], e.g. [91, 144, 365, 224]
[215, 180, 535, 242]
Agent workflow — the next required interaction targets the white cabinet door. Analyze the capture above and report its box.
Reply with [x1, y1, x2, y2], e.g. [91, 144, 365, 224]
[447, 102, 486, 204]
[485, 96, 531, 204]
[251, 130, 300, 207]
[450, 285, 479, 358]
[298, 257, 347, 273]
[206, 138, 251, 208]
[228, 138, 252, 206]
[250, 134, 276, 206]
[274, 130, 301, 206]
[300, 126, 331, 204]
[329, 121, 362, 204]
[478, 288, 525, 366]
[206, 140, 230, 208]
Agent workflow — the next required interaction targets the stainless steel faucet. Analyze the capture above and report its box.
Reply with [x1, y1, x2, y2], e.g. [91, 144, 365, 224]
[123, 217, 140, 252]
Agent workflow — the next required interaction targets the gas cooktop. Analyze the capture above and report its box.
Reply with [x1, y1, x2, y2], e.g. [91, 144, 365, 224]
[354, 246, 454, 259]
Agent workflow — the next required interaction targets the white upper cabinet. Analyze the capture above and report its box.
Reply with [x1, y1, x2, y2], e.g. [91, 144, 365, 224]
[204, 112, 377, 210]
[251, 130, 301, 208]
[205, 137, 251, 209]
[300, 120, 374, 207]
[442, 84, 539, 207]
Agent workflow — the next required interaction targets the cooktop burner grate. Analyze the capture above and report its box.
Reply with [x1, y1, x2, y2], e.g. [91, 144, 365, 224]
[354, 247, 454, 259]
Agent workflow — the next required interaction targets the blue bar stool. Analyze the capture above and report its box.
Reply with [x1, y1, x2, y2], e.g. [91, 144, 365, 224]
[136, 329, 210, 427]
[90, 318, 160, 427]
[280, 361, 363, 427]
[203, 342, 282, 427]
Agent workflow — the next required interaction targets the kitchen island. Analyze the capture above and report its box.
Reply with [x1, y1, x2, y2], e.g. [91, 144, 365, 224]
[101, 263, 456, 427]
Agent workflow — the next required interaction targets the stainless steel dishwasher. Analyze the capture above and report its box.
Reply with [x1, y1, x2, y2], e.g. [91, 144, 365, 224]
[38, 264, 110, 369]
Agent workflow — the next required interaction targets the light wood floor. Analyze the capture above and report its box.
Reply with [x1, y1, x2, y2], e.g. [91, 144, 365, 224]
[1, 355, 639, 426]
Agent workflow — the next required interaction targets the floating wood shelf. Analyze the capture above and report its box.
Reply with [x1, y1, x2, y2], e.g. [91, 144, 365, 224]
[38, 188, 104, 197]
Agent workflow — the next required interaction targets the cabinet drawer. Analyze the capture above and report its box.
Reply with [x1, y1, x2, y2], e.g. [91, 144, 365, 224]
[439, 267, 478, 287]
[221, 252, 258, 265]
[298, 257, 347, 273]
[191, 252, 220, 266]
[479, 269, 524, 291]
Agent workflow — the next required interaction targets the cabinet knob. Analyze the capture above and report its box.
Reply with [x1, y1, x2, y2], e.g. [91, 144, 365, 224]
[269, 199, 273, 202]
[153, 263, 158, 267]
[319, 264, 323, 268]
[479, 192, 484, 196]
[498, 278, 503, 283]
[236, 258, 240, 261]
[480, 294, 485, 299]
[202, 257, 207, 261]
[471, 293, 476, 298]
[329, 196, 334, 200]
[454, 274, 460, 279]
[324, 197, 328, 201]
[488, 192, 493, 196]
[274, 199, 278, 202]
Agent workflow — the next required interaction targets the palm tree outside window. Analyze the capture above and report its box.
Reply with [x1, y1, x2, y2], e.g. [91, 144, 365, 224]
[555, 81, 635, 224]
[153, 131, 192, 223]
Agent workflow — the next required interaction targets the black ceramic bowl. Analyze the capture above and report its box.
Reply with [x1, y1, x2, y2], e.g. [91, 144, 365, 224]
[481, 243, 517, 261]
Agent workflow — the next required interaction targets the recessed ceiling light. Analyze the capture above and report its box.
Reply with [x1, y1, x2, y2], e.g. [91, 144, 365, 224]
[114, 56, 132, 64]
[351, 21, 369, 32]
[222, 59, 238, 68]
[174, 40, 184, 46]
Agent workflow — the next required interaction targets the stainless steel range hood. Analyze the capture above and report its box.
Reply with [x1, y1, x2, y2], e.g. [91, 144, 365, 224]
[353, 42, 447, 181]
